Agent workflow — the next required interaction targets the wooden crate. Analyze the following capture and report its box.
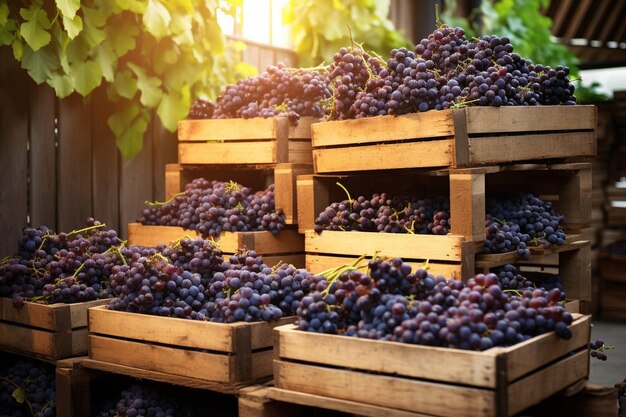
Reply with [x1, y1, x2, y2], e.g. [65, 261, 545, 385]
[0, 298, 109, 360]
[273, 315, 591, 417]
[600, 280, 626, 321]
[311, 106, 597, 173]
[522, 383, 619, 417]
[88, 306, 295, 385]
[127, 223, 305, 268]
[165, 163, 313, 225]
[178, 117, 316, 165]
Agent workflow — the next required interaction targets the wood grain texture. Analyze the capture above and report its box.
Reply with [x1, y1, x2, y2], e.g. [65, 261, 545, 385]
[179, 142, 278, 164]
[165, 163, 181, 200]
[0, 322, 74, 359]
[274, 164, 313, 224]
[178, 118, 277, 141]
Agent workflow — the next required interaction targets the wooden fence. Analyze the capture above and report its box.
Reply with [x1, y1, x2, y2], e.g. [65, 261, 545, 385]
[0, 44, 297, 257]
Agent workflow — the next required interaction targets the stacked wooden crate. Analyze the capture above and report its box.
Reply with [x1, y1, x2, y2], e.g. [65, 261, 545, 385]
[298, 106, 596, 312]
[127, 116, 317, 266]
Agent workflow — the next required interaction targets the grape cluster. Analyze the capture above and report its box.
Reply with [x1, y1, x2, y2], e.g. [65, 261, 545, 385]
[350, 24, 575, 117]
[483, 193, 566, 256]
[97, 385, 193, 417]
[138, 179, 287, 237]
[107, 238, 327, 323]
[208, 63, 331, 124]
[297, 258, 575, 350]
[589, 339, 612, 361]
[494, 264, 535, 290]
[0, 359, 55, 417]
[0, 218, 123, 307]
[313, 192, 450, 235]
[188, 98, 214, 119]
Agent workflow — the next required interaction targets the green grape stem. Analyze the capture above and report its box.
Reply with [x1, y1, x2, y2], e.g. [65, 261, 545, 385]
[144, 192, 185, 207]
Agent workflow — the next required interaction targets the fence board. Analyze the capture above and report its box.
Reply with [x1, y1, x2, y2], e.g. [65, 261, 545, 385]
[29, 81, 57, 229]
[0, 47, 29, 257]
[91, 87, 120, 231]
[58, 94, 94, 231]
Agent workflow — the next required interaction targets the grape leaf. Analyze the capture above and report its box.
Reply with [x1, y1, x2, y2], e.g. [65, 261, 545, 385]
[106, 24, 138, 56]
[12, 387, 26, 404]
[0, 18, 16, 46]
[12, 38, 23, 60]
[0, 3, 9, 26]
[56, 0, 80, 19]
[143, 0, 171, 39]
[21, 44, 59, 84]
[111, 68, 138, 100]
[157, 87, 190, 132]
[93, 43, 116, 82]
[47, 72, 74, 98]
[127, 62, 163, 108]
[70, 59, 103, 96]
[62, 14, 83, 39]
[115, 0, 147, 13]
[19, 5, 52, 51]
[108, 104, 149, 159]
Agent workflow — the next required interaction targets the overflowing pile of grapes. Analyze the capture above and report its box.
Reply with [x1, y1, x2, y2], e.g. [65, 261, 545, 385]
[189, 22, 576, 123]
[313, 189, 566, 257]
[296, 258, 574, 350]
[107, 238, 327, 323]
[97, 385, 193, 417]
[494, 264, 565, 300]
[0, 359, 55, 417]
[138, 179, 287, 237]
[0, 218, 124, 307]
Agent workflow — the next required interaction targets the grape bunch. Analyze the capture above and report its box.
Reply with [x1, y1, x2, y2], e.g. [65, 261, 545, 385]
[589, 339, 613, 361]
[138, 179, 287, 237]
[313, 191, 450, 235]
[0, 359, 55, 417]
[296, 257, 575, 350]
[97, 385, 193, 417]
[188, 98, 214, 119]
[207, 63, 331, 124]
[483, 193, 567, 256]
[493, 264, 535, 290]
[0, 218, 123, 307]
[107, 238, 328, 323]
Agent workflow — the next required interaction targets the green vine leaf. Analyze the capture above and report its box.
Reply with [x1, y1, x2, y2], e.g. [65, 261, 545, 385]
[19, 5, 53, 51]
[106, 24, 138, 56]
[111, 68, 138, 100]
[62, 14, 83, 39]
[109, 104, 149, 159]
[0, 17, 16, 46]
[157, 86, 190, 132]
[12, 387, 27, 404]
[12, 38, 23, 61]
[56, 0, 81, 19]
[21, 44, 60, 84]
[115, 0, 148, 14]
[0, 3, 9, 26]
[70, 59, 102, 96]
[143, 0, 171, 39]
[47, 72, 74, 98]
[127, 62, 163, 107]
[93, 43, 116, 82]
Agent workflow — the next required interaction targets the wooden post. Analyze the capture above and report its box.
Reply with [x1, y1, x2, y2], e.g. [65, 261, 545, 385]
[165, 163, 182, 200]
[560, 243, 592, 314]
[449, 171, 485, 241]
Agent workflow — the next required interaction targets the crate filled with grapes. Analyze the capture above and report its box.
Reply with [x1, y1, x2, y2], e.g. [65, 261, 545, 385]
[272, 258, 591, 417]
[86, 238, 329, 386]
[0, 219, 123, 360]
[129, 178, 306, 268]
[165, 163, 312, 225]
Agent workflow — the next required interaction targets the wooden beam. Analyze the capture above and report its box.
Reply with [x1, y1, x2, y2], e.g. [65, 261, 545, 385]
[551, 0, 574, 36]
[564, 0, 593, 40]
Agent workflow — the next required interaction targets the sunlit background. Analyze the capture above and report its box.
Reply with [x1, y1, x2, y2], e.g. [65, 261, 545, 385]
[217, 0, 291, 48]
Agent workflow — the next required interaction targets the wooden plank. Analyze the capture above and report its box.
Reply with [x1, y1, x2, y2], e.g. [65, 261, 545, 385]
[296, 174, 330, 233]
[466, 132, 596, 166]
[165, 163, 182, 200]
[239, 387, 315, 417]
[119, 123, 154, 240]
[304, 254, 462, 279]
[178, 118, 277, 141]
[274, 164, 313, 224]
[601, 287, 626, 310]
[475, 238, 588, 269]
[498, 315, 590, 382]
[260, 254, 305, 269]
[58, 94, 93, 231]
[464, 106, 597, 134]
[449, 173, 485, 241]
[289, 117, 316, 139]
[267, 388, 434, 417]
[286, 140, 313, 164]
[91, 86, 119, 231]
[179, 142, 278, 164]
[507, 350, 589, 416]
[311, 111, 455, 147]
[560, 244, 592, 313]
[305, 230, 466, 261]
[80, 358, 251, 394]
[600, 309, 626, 321]
[245, 229, 303, 254]
[275, 325, 498, 387]
[0, 321, 72, 358]
[313, 140, 455, 173]
[29, 82, 57, 228]
[558, 168, 592, 230]
[152, 117, 178, 201]
[273, 360, 495, 417]
[0, 298, 108, 330]
[0, 46, 29, 258]
[89, 335, 234, 382]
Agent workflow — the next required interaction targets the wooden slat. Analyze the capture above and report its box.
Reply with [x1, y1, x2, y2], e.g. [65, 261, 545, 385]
[313, 140, 455, 173]
[273, 360, 495, 417]
[584, 0, 612, 40]
[296, 174, 330, 233]
[0, 46, 29, 257]
[274, 164, 313, 224]
[563, 0, 593, 40]
[179, 142, 278, 164]
[449, 172, 485, 241]
[466, 132, 596, 166]
[507, 350, 589, 416]
[560, 244, 592, 313]
[551, 0, 574, 35]
[267, 388, 434, 417]
[29, 82, 57, 228]
[0, 321, 72, 358]
[304, 254, 462, 279]
[152, 117, 178, 202]
[464, 106, 597, 134]
[119, 125, 154, 240]
[89, 335, 234, 382]
[58, 94, 93, 231]
[178, 118, 277, 141]
[0, 298, 108, 330]
[599, 0, 626, 44]
[288, 117, 316, 139]
[305, 230, 466, 261]
[91, 86, 119, 231]
[286, 140, 313, 164]
[275, 325, 498, 387]
[259, 254, 306, 269]
[165, 163, 181, 200]
[244, 229, 303, 254]
[311, 111, 455, 147]
[475, 238, 587, 269]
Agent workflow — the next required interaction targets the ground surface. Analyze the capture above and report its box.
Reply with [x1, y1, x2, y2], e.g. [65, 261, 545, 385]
[589, 319, 626, 387]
